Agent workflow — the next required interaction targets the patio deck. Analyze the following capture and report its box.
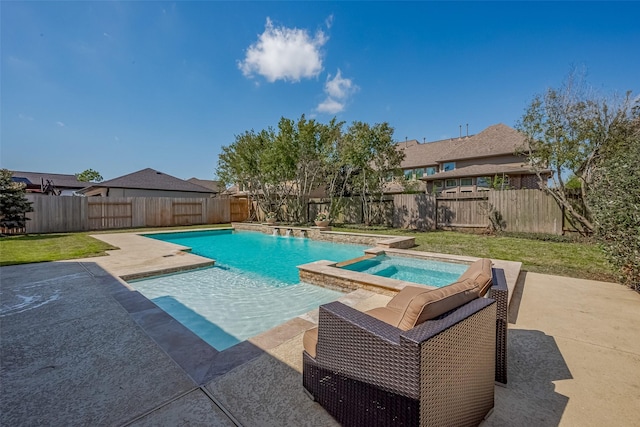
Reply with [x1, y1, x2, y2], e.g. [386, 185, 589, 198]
[1, 232, 639, 426]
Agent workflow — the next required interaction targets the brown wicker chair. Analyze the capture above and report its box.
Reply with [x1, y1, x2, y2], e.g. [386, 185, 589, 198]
[303, 260, 505, 427]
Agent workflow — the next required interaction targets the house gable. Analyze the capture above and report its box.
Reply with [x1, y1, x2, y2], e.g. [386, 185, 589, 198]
[79, 168, 215, 197]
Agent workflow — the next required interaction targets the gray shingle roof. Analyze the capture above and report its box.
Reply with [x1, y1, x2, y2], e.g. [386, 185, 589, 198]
[186, 178, 225, 193]
[437, 123, 527, 162]
[10, 171, 89, 189]
[397, 139, 465, 169]
[398, 124, 528, 168]
[85, 168, 214, 193]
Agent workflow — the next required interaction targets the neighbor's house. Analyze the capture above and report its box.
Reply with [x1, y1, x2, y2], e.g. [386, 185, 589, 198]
[78, 168, 215, 198]
[186, 178, 225, 197]
[394, 123, 547, 194]
[10, 170, 90, 195]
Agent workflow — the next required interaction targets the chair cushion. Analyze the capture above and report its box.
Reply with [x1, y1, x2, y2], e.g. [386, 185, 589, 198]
[303, 327, 319, 358]
[389, 280, 480, 331]
[458, 258, 493, 297]
[365, 306, 403, 328]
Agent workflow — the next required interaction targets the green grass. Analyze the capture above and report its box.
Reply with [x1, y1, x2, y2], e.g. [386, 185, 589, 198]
[1, 223, 615, 282]
[0, 224, 231, 267]
[333, 226, 616, 282]
[0, 233, 117, 266]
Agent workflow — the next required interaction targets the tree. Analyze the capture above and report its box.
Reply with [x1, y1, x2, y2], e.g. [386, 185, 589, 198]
[0, 169, 34, 232]
[341, 121, 404, 225]
[76, 169, 103, 182]
[516, 71, 637, 234]
[217, 117, 406, 224]
[586, 104, 640, 290]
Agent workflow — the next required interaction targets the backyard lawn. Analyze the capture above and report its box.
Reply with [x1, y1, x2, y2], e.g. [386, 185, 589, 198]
[0, 224, 616, 283]
[0, 224, 230, 267]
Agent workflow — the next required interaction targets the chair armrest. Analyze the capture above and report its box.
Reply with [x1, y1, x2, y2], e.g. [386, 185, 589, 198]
[490, 267, 509, 384]
[317, 301, 403, 345]
[401, 298, 496, 344]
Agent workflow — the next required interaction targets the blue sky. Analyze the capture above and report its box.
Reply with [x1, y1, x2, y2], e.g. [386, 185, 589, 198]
[2, 1, 639, 182]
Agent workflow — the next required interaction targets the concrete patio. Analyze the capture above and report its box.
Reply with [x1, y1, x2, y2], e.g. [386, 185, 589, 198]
[1, 232, 639, 426]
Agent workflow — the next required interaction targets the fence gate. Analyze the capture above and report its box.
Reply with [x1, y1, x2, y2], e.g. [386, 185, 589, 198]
[88, 199, 133, 230]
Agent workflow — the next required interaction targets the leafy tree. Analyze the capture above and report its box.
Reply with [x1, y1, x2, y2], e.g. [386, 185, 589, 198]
[341, 121, 404, 225]
[0, 169, 34, 232]
[276, 115, 343, 223]
[75, 169, 103, 182]
[217, 116, 406, 224]
[517, 72, 637, 234]
[587, 105, 640, 290]
[217, 128, 279, 219]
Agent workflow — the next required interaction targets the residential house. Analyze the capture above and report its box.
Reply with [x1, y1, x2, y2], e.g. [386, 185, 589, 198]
[186, 178, 225, 197]
[10, 171, 90, 195]
[396, 123, 546, 194]
[78, 168, 215, 198]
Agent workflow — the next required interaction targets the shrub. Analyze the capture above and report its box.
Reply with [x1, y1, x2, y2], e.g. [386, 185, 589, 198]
[587, 113, 639, 290]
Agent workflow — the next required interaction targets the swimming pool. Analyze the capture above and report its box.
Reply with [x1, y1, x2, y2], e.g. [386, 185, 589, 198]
[341, 254, 468, 287]
[131, 230, 368, 350]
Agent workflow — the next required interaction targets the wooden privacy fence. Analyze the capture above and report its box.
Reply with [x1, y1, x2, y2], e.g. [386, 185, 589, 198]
[21, 190, 563, 234]
[393, 189, 565, 234]
[23, 195, 248, 234]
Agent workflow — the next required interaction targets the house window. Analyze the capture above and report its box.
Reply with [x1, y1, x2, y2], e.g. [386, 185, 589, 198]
[460, 178, 473, 186]
[442, 162, 455, 172]
[404, 169, 414, 180]
[434, 180, 443, 189]
[477, 176, 491, 188]
[426, 166, 437, 176]
[445, 179, 457, 188]
[494, 175, 510, 189]
[414, 168, 425, 178]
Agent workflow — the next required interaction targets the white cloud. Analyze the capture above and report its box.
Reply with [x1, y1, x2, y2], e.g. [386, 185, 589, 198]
[316, 69, 358, 114]
[325, 69, 354, 99]
[317, 97, 345, 114]
[238, 18, 327, 82]
[325, 15, 334, 29]
[56, 121, 65, 127]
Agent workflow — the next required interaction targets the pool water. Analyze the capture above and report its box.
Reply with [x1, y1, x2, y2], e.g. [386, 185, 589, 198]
[131, 230, 367, 350]
[342, 255, 467, 287]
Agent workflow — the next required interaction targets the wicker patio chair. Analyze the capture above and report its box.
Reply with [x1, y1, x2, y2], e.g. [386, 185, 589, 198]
[303, 259, 503, 426]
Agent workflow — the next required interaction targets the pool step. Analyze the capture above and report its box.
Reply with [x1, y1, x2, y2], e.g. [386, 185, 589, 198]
[335, 253, 377, 268]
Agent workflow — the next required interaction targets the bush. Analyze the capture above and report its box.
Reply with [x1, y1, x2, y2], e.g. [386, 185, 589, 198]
[587, 115, 640, 290]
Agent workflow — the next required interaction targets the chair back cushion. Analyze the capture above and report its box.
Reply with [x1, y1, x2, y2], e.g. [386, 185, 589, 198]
[389, 280, 479, 331]
[458, 258, 493, 297]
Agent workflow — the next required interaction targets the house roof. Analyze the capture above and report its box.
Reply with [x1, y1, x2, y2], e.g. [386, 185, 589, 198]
[10, 170, 89, 189]
[186, 178, 225, 193]
[396, 138, 465, 169]
[397, 123, 528, 168]
[78, 168, 215, 194]
[436, 123, 527, 162]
